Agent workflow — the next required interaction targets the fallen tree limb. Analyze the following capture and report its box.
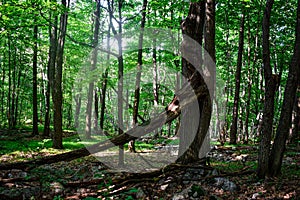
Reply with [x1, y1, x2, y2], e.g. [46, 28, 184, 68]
[0, 110, 179, 170]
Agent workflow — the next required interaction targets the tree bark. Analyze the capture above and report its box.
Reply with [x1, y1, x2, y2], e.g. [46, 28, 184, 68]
[86, 0, 101, 139]
[200, 0, 215, 159]
[290, 90, 299, 143]
[269, 0, 300, 177]
[244, 14, 255, 144]
[176, 1, 212, 164]
[43, 66, 51, 137]
[46, 0, 58, 137]
[130, 0, 147, 153]
[152, 35, 159, 107]
[257, 0, 275, 179]
[229, 7, 245, 145]
[32, 23, 39, 136]
[117, 0, 124, 166]
[1, 60, 5, 127]
[52, 0, 69, 149]
[7, 37, 12, 129]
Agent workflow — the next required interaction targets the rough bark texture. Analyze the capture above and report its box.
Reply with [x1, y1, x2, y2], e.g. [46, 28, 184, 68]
[229, 8, 245, 145]
[269, 0, 300, 177]
[176, 1, 212, 164]
[257, 0, 275, 179]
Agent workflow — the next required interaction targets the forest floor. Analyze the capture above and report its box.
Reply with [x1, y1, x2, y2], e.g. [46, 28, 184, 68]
[0, 130, 299, 200]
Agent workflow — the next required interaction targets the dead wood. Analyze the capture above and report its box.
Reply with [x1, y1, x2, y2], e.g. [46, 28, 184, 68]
[0, 110, 179, 170]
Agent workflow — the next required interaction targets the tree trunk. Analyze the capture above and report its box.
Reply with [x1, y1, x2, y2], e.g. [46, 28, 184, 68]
[32, 23, 39, 136]
[152, 31, 159, 138]
[11, 48, 16, 128]
[153, 36, 159, 107]
[257, 0, 275, 179]
[94, 87, 99, 132]
[229, 7, 245, 145]
[86, 0, 101, 139]
[100, 69, 108, 131]
[269, 0, 300, 177]
[117, 0, 124, 166]
[244, 14, 255, 144]
[200, 0, 215, 159]
[74, 88, 82, 129]
[52, 0, 69, 149]
[7, 37, 12, 129]
[290, 90, 299, 143]
[46, 0, 58, 137]
[131, 0, 147, 153]
[43, 64, 51, 137]
[1, 60, 5, 127]
[99, 25, 111, 132]
[176, 1, 212, 164]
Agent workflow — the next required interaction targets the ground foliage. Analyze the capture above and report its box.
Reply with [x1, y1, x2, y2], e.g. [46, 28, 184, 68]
[0, 131, 299, 199]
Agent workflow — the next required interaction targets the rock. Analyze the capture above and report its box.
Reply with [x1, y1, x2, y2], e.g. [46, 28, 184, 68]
[192, 192, 198, 198]
[183, 181, 190, 185]
[50, 182, 64, 194]
[160, 184, 168, 190]
[252, 192, 260, 199]
[211, 169, 219, 176]
[172, 194, 186, 200]
[213, 177, 238, 192]
[173, 184, 206, 200]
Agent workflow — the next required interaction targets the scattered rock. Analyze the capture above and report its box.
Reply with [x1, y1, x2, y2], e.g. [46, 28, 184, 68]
[172, 184, 206, 200]
[50, 182, 64, 195]
[160, 184, 168, 190]
[213, 177, 238, 192]
[251, 192, 260, 199]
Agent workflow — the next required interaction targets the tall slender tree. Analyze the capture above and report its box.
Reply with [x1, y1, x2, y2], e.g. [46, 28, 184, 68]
[44, 0, 58, 137]
[99, 26, 110, 132]
[86, 0, 101, 139]
[229, 6, 245, 144]
[130, 0, 148, 153]
[51, 0, 69, 149]
[269, 0, 300, 177]
[257, 0, 276, 179]
[32, 21, 39, 136]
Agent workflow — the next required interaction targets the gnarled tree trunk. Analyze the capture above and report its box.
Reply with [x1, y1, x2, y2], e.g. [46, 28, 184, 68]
[176, 1, 213, 164]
